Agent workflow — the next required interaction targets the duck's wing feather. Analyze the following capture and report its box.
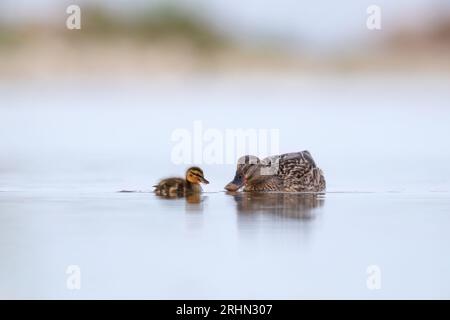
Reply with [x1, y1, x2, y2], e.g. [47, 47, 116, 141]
[154, 177, 186, 195]
[284, 151, 316, 166]
[258, 151, 325, 192]
[261, 151, 317, 177]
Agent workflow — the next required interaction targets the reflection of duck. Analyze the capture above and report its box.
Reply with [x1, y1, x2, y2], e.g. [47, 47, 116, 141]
[154, 167, 209, 197]
[228, 192, 324, 219]
[155, 192, 207, 213]
[225, 151, 326, 192]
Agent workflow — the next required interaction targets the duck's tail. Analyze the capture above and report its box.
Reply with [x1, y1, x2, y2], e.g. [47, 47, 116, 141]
[312, 168, 326, 191]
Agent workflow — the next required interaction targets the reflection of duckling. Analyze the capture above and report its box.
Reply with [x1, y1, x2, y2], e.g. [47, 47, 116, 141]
[225, 151, 326, 192]
[154, 167, 209, 197]
[186, 192, 202, 204]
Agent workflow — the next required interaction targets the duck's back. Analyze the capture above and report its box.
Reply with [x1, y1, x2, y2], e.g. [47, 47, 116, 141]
[263, 151, 325, 192]
[154, 178, 187, 196]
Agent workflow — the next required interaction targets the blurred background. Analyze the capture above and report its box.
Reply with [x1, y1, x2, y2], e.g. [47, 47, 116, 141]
[1, 0, 450, 77]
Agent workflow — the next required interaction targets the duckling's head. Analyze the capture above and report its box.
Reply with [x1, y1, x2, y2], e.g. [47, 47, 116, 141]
[186, 167, 209, 185]
[224, 155, 260, 191]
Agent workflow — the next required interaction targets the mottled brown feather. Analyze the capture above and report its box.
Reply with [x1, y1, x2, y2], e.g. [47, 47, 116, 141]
[243, 151, 326, 192]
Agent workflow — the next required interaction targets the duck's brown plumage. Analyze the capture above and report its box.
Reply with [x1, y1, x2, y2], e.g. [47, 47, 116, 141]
[225, 151, 326, 193]
[154, 178, 201, 197]
[154, 167, 208, 197]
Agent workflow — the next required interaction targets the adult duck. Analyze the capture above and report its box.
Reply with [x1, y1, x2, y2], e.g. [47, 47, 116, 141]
[224, 151, 325, 192]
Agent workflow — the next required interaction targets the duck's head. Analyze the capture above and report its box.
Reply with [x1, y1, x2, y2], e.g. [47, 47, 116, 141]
[186, 167, 209, 185]
[224, 155, 260, 191]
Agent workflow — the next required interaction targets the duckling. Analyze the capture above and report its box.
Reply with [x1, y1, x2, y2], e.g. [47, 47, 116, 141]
[154, 167, 209, 197]
[224, 151, 326, 192]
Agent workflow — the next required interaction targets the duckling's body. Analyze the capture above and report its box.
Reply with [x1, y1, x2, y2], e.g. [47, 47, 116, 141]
[225, 151, 326, 193]
[154, 178, 202, 196]
[154, 167, 208, 197]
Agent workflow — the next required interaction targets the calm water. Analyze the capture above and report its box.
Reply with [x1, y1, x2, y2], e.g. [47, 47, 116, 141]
[1, 75, 450, 298]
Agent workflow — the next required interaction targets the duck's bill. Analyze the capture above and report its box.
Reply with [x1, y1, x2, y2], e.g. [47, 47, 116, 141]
[224, 181, 242, 191]
[200, 177, 210, 184]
